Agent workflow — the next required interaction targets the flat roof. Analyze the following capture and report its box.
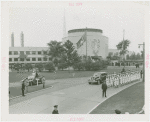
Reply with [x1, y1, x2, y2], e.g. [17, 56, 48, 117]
[9, 47, 49, 51]
[68, 28, 103, 34]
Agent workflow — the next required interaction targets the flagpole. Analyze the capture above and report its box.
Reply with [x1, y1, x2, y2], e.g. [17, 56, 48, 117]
[123, 29, 125, 67]
[86, 27, 87, 60]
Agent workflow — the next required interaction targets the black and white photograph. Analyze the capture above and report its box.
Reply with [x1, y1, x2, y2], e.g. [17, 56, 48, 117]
[1, 1, 150, 121]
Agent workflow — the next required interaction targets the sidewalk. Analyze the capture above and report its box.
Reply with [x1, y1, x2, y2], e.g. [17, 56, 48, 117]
[9, 79, 141, 114]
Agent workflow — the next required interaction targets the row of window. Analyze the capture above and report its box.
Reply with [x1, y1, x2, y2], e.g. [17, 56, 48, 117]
[9, 58, 50, 62]
[9, 51, 47, 55]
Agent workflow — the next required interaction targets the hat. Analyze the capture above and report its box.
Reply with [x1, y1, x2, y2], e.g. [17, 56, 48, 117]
[115, 109, 121, 114]
[54, 105, 58, 108]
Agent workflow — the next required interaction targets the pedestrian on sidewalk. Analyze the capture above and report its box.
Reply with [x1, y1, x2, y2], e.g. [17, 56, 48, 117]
[42, 79, 45, 88]
[102, 81, 107, 98]
[54, 70, 56, 80]
[21, 81, 25, 96]
[52, 105, 59, 114]
[140, 70, 143, 79]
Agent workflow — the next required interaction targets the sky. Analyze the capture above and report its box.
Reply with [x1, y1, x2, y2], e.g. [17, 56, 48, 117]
[9, 2, 145, 53]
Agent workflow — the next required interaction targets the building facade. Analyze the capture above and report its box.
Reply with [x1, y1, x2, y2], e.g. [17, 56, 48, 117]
[62, 28, 109, 59]
[9, 47, 50, 68]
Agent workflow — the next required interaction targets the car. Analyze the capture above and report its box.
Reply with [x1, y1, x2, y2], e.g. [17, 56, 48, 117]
[26, 72, 45, 86]
[88, 72, 108, 85]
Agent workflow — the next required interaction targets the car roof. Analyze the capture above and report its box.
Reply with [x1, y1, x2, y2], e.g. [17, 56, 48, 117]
[94, 72, 107, 75]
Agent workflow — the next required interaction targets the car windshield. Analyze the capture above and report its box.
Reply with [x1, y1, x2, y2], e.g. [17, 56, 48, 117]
[93, 73, 100, 76]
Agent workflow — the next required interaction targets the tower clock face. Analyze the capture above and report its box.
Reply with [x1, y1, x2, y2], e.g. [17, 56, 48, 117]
[91, 39, 100, 56]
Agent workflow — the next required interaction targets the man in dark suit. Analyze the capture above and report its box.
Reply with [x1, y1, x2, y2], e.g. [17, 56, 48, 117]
[22, 81, 25, 96]
[102, 81, 107, 97]
[52, 105, 59, 114]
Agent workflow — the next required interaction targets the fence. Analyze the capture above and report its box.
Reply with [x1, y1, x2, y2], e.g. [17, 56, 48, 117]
[106, 71, 141, 88]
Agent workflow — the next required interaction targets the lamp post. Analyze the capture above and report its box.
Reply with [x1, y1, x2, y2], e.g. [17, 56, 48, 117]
[138, 42, 145, 82]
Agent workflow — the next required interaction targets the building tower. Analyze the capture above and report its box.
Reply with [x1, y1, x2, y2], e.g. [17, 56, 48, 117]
[20, 31, 24, 47]
[11, 32, 14, 47]
[63, 9, 67, 38]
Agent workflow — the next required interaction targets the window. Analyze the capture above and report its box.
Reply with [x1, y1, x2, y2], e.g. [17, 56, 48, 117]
[14, 51, 18, 55]
[43, 58, 47, 61]
[26, 51, 30, 55]
[9, 51, 12, 55]
[43, 51, 47, 55]
[14, 58, 18, 61]
[32, 51, 36, 55]
[49, 57, 52, 61]
[38, 58, 42, 61]
[20, 58, 24, 61]
[32, 58, 36, 61]
[9, 58, 12, 62]
[26, 58, 30, 61]
[38, 51, 41, 55]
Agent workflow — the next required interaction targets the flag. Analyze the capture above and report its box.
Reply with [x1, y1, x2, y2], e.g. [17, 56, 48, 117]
[76, 32, 86, 49]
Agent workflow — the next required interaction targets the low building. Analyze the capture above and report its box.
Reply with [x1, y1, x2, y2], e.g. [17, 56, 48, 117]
[9, 47, 50, 69]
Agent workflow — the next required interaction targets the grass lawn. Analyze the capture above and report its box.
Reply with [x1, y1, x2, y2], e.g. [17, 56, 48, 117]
[90, 82, 144, 114]
[9, 66, 142, 83]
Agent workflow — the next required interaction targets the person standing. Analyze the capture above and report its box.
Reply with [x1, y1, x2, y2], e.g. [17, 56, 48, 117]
[22, 81, 25, 96]
[42, 78, 45, 88]
[54, 70, 56, 80]
[102, 81, 107, 98]
[140, 70, 143, 79]
[52, 105, 59, 114]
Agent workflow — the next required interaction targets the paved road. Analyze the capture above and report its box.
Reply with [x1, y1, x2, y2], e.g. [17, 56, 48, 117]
[9, 77, 141, 114]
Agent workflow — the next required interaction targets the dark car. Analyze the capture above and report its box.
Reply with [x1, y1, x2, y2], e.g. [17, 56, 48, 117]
[88, 72, 107, 85]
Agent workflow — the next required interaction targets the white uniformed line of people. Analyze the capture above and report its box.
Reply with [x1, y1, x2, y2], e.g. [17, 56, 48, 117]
[106, 70, 141, 88]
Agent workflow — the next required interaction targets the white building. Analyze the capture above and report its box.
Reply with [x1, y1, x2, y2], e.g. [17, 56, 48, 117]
[9, 47, 50, 67]
[62, 28, 109, 59]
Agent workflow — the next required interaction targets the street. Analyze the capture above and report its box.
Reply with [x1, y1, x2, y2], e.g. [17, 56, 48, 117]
[9, 77, 141, 114]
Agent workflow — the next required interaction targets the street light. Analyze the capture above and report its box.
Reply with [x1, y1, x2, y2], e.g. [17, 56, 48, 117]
[138, 42, 145, 82]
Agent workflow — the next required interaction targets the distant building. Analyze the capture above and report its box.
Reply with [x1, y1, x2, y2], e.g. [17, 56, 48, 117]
[62, 28, 108, 59]
[11, 32, 14, 47]
[9, 47, 50, 69]
[20, 31, 24, 47]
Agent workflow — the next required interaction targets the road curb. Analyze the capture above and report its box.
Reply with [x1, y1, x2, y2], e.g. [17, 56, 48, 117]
[87, 80, 142, 114]
[9, 85, 53, 100]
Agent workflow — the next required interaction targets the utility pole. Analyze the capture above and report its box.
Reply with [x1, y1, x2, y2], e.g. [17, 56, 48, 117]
[138, 42, 145, 82]
[123, 29, 125, 67]
[86, 27, 87, 60]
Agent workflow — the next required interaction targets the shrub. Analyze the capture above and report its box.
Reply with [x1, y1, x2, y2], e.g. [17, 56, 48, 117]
[35, 63, 43, 72]
[58, 63, 68, 70]
[73, 62, 85, 71]
[44, 62, 55, 72]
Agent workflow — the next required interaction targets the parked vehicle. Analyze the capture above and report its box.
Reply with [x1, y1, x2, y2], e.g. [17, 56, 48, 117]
[26, 72, 45, 86]
[88, 72, 107, 85]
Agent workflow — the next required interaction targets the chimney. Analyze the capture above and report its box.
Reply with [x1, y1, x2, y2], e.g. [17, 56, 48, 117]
[11, 32, 14, 47]
[20, 31, 24, 47]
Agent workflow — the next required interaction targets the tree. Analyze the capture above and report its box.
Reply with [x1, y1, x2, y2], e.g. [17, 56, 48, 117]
[130, 52, 136, 60]
[35, 63, 43, 72]
[47, 40, 65, 67]
[44, 62, 55, 72]
[106, 52, 113, 60]
[141, 51, 144, 58]
[63, 40, 80, 69]
[136, 53, 141, 60]
[126, 54, 130, 60]
[116, 39, 130, 65]
[25, 63, 32, 72]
